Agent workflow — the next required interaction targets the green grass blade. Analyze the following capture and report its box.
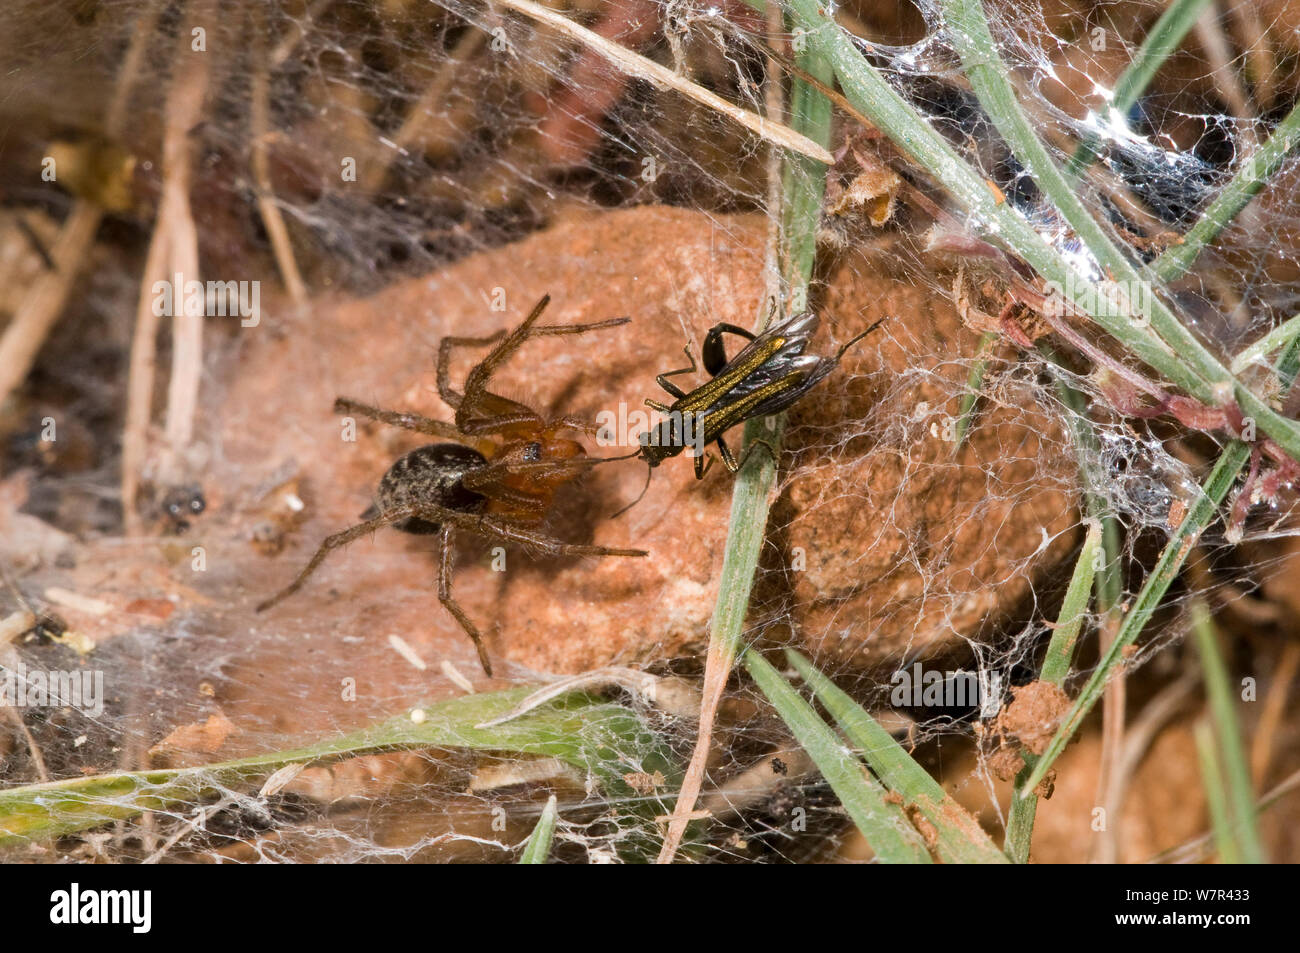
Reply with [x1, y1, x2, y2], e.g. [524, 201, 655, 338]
[745, 650, 933, 862]
[1154, 99, 1300, 282]
[782, 0, 1300, 465]
[657, 19, 834, 862]
[953, 331, 997, 450]
[1039, 520, 1102, 686]
[1190, 600, 1266, 862]
[1019, 442, 1251, 794]
[1065, 0, 1214, 177]
[1195, 719, 1240, 863]
[694, 4, 834, 719]
[519, 793, 559, 864]
[0, 687, 673, 848]
[784, 648, 1007, 863]
[1231, 309, 1300, 375]
[1004, 520, 1101, 861]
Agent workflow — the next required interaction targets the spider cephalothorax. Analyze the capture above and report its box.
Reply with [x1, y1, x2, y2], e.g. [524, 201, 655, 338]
[256, 295, 646, 676]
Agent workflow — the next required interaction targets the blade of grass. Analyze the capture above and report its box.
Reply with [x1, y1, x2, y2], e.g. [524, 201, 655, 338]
[518, 793, 559, 864]
[744, 650, 932, 862]
[784, 0, 1300, 466]
[655, 21, 833, 863]
[1190, 599, 1266, 862]
[1154, 99, 1300, 282]
[1039, 521, 1103, 686]
[783, 648, 1007, 863]
[1231, 310, 1300, 375]
[1195, 719, 1240, 863]
[953, 330, 997, 450]
[0, 687, 672, 847]
[1019, 322, 1300, 796]
[1064, 0, 1215, 178]
[1004, 520, 1101, 862]
[1018, 442, 1249, 795]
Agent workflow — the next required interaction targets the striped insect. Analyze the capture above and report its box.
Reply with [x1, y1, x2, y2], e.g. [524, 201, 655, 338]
[635, 309, 882, 479]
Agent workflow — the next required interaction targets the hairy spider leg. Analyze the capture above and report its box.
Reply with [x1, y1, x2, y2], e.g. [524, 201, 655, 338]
[437, 523, 492, 676]
[258, 501, 645, 675]
[254, 508, 415, 613]
[439, 293, 630, 436]
[332, 397, 496, 457]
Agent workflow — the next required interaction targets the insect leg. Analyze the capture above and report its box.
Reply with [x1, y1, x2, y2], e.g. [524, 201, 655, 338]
[716, 436, 739, 472]
[702, 323, 757, 376]
[835, 317, 885, 360]
[655, 345, 699, 398]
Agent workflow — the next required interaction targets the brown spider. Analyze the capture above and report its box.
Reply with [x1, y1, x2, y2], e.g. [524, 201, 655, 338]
[255, 295, 648, 676]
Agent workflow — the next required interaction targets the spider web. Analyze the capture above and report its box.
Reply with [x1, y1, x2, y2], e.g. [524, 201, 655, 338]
[1, 0, 1299, 863]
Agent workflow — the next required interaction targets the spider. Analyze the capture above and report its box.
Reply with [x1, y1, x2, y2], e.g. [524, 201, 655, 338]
[255, 295, 648, 676]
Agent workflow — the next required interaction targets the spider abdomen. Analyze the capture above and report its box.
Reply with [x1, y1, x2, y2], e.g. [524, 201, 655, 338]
[374, 443, 488, 534]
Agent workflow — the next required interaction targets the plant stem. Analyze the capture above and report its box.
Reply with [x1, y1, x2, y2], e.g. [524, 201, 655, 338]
[655, 25, 834, 863]
[1191, 600, 1266, 862]
[1064, 0, 1214, 178]
[1154, 99, 1300, 282]
[1004, 521, 1100, 861]
[786, 0, 1300, 464]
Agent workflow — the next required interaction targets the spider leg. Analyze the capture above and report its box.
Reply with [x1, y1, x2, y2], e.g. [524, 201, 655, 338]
[333, 397, 495, 454]
[438, 524, 494, 677]
[428, 506, 646, 558]
[527, 316, 631, 338]
[461, 464, 552, 515]
[455, 295, 554, 431]
[455, 297, 630, 436]
[437, 329, 507, 412]
[462, 456, 607, 488]
[255, 507, 421, 613]
[551, 413, 606, 436]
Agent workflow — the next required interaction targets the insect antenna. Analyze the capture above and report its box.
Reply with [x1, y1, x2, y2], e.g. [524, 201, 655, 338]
[611, 461, 654, 519]
[835, 316, 886, 360]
